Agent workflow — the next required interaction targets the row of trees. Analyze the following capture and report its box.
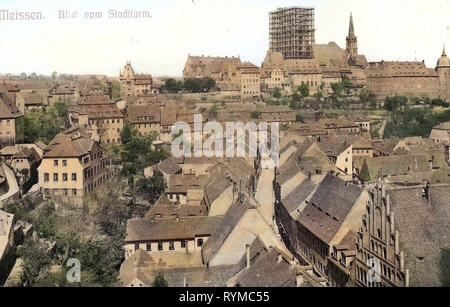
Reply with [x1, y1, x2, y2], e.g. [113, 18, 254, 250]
[163, 77, 216, 93]
[384, 106, 450, 139]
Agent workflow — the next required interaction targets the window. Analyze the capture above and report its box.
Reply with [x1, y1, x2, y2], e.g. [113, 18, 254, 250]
[169, 241, 175, 251]
[72, 173, 77, 181]
[197, 239, 203, 247]
[53, 173, 59, 181]
[72, 189, 77, 196]
[158, 241, 163, 251]
[146, 243, 151, 251]
[54, 160, 59, 166]
[63, 173, 68, 181]
[44, 173, 49, 182]
[135, 244, 139, 251]
[63, 189, 68, 196]
[45, 189, 50, 195]
[63, 160, 67, 167]
[181, 240, 186, 248]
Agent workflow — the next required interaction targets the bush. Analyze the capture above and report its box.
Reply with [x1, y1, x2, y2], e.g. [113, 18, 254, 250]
[251, 111, 262, 119]
[273, 87, 282, 99]
[153, 272, 168, 287]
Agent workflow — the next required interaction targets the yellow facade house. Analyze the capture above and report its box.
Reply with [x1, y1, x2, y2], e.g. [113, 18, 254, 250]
[38, 133, 114, 203]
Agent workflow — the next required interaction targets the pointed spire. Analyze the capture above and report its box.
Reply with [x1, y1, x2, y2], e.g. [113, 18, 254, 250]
[443, 44, 447, 57]
[349, 12, 355, 37]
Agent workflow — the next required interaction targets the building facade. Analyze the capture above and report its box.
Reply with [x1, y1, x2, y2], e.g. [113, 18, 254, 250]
[38, 134, 114, 202]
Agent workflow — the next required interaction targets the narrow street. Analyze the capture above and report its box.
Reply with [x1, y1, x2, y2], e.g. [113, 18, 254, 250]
[0, 162, 20, 206]
[255, 166, 275, 227]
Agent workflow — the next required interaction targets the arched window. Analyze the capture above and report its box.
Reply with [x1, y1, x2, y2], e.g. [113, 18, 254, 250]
[375, 207, 382, 239]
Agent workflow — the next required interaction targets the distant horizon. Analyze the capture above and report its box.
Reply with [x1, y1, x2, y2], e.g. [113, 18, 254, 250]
[0, 0, 449, 77]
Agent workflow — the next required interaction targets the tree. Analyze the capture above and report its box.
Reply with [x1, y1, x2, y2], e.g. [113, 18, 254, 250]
[164, 78, 182, 93]
[17, 238, 52, 287]
[384, 96, 408, 112]
[292, 91, 302, 103]
[359, 160, 371, 183]
[23, 101, 68, 143]
[273, 87, 282, 99]
[359, 89, 376, 108]
[120, 123, 134, 144]
[298, 83, 310, 98]
[251, 111, 262, 119]
[111, 80, 121, 100]
[136, 170, 167, 204]
[296, 113, 305, 123]
[20, 73, 27, 80]
[208, 104, 218, 119]
[199, 77, 216, 92]
[153, 272, 168, 287]
[119, 126, 170, 178]
[52, 71, 58, 80]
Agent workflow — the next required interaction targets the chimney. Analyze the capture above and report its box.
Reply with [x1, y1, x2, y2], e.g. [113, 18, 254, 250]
[296, 272, 304, 287]
[277, 254, 283, 264]
[445, 145, 450, 165]
[405, 269, 410, 287]
[183, 277, 187, 287]
[400, 251, 405, 271]
[390, 211, 395, 235]
[395, 230, 399, 254]
[246, 244, 250, 269]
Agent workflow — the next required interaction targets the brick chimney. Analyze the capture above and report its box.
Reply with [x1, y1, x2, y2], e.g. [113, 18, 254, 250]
[246, 244, 250, 269]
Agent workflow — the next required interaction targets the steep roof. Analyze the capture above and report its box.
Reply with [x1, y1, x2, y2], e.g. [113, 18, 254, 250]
[167, 174, 200, 194]
[156, 158, 182, 175]
[363, 154, 431, 178]
[297, 173, 364, 244]
[0, 96, 22, 119]
[145, 203, 208, 220]
[44, 135, 95, 158]
[125, 216, 222, 242]
[233, 248, 297, 287]
[202, 198, 253, 264]
[387, 185, 450, 286]
[366, 61, 438, 78]
[127, 104, 160, 124]
[281, 179, 316, 217]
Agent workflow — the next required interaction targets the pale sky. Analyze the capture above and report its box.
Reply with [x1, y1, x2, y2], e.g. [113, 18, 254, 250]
[0, 0, 449, 77]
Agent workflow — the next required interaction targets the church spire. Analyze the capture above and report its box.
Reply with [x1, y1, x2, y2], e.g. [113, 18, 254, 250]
[349, 12, 355, 37]
[443, 44, 447, 57]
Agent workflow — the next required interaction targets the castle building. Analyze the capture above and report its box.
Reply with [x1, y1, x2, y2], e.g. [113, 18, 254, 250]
[120, 62, 158, 97]
[182, 55, 242, 84]
[365, 61, 440, 100]
[436, 46, 450, 99]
